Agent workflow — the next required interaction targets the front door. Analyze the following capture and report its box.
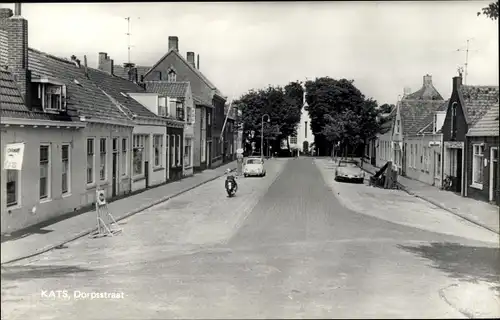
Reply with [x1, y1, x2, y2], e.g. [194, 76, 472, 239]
[490, 147, 498, 202]
[112, 152, 118, 197]
[456, 148, 463, 193]
[207, 141, 212, 168]
[402, 143, 407, 176]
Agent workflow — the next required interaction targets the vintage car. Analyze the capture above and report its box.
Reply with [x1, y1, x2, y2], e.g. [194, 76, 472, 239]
[334, 160, 365, 183]
[244, 157, 266, 177]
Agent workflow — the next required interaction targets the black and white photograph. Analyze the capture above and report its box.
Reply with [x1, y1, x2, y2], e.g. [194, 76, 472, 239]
[0, 1, 499, 319]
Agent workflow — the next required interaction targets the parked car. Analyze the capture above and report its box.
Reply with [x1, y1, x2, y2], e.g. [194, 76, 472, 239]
[244, 157, 266, 177]
[335, 159, 365, 183]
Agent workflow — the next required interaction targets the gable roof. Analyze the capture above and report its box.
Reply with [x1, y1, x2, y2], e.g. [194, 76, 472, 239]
[404, 81, 443, 101]
[379, 108, 397, 134]
[459, 85, 499, 126]
[467, 104, 499, 137]
[144, 81, 189, 98]
[86, 68, 159, 119]
[1, 67, 80, 122]
[144, 49, 226, 99]
[399, 99, 445, 136]
[28, 48, 131, 124]
[113, 65, 151, 81]
[416, 100, 449, 134]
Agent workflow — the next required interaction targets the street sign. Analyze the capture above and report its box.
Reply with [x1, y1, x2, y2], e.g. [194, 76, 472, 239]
[3, 143, 25, 170]
[96, 189, 106, 206]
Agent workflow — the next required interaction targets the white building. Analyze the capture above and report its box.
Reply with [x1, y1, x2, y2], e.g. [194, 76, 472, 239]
[289, 88, 315, 153]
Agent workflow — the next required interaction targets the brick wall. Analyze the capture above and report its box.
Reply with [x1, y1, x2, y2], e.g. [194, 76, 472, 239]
[466, 136, 500, 205]
[442, 81, 468, 143]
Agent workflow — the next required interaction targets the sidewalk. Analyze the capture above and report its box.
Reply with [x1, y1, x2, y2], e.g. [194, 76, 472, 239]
[1, 161, 237, 265]
[358, 160, 500, 235]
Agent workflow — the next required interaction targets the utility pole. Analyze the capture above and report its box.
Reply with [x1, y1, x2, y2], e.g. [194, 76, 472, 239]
[456, 39, 478, 85]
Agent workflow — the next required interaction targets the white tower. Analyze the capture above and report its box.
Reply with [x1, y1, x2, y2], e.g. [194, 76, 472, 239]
[288, 82, 315, 153]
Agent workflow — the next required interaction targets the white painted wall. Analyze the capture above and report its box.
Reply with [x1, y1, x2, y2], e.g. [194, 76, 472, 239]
[131, 125, 167, 192]
[128, 93, 159, 115]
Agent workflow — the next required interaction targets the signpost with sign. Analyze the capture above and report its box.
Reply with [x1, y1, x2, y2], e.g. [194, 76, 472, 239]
[90, 189, 121, 238]
[3, 143, 25, 171]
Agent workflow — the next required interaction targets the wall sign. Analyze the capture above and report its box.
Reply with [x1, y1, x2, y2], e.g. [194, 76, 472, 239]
[444, 141, 464, 149]
[3, 142, 25, 170]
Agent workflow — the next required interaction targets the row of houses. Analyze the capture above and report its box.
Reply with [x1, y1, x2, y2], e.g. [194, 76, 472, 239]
[366, 73, 499, 206]
[0, 6, 240, 235]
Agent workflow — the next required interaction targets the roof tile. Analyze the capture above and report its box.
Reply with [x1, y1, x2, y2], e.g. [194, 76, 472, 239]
[28, 48, 130, 123]
[144, 81, 188, 98]
[467, 104, 499, 137]
[460, 85, 499, 125]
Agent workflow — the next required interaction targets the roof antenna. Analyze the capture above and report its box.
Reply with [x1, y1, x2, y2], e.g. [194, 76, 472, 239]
[125, 16, 140, 64]
[456, 38, 478, 85]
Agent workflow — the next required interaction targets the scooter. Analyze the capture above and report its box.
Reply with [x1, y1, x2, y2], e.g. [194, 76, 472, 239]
[225, 169, 238, 197]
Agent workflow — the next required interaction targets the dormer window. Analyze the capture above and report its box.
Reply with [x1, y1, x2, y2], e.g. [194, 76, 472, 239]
[32, 78, 67, 113]
[167, 70, 176, 82]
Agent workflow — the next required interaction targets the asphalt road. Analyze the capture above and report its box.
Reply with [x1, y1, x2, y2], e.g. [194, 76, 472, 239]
[1, 158, 499, 319]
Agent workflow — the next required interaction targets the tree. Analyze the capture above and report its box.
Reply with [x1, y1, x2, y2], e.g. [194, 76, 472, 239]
[305, 77, 366, 156]
[237, 82, 303, 154]
[379, 103, 395, 114]
[478, 1, 499, 20]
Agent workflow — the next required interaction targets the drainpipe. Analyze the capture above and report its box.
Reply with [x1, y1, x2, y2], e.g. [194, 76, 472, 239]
[463, 139, 467, 197]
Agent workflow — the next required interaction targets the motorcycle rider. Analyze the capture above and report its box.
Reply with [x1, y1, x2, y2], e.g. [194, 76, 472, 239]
[225, 169, 238, 196]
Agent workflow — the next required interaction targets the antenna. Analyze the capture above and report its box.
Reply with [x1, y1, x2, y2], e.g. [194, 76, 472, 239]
[456, 38, 478, 85]
[125, 17, 140, 64]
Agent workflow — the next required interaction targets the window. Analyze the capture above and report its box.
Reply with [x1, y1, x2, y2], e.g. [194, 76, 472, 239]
[290, 135, 297, 144]
[436, 152, 441, 176]
[6, 169, 19, 207]
[184, 138, 192, 167]
[99, 138, 107, 181]
[304, 121, 308, 138]
[170, 135, 175, 167]
[39, 145, 50, 199]
[207, 111, 211, 126]
[121, 138, 127, 176]
[153, 135, 163, 167]
[158, 97, 167, 117]
[186, 106, 192, 123]
[176, 135, 181, 166]
[62, 144, 70, 194]
[166, 134, 170, 167]
[133, 135, 146, 176]
[169, 100, 176, 118]
[87, 138, 95, 184]
[410, 145, 414, 168]
[167, 70, 176, 82]
[39, 84, 66, 111]
[472, 144, 484, 186]
[112, 138, 118, 152]
[176, 101, 184, 120]
[396, 120, 400, 134]
[433, 114, 438, 133]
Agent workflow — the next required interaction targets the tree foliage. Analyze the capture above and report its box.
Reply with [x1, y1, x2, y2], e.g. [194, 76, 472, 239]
[478, 1, 499, 20]
[237, 82, 303, 154]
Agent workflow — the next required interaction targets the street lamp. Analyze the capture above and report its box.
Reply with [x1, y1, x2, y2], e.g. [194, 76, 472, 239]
[261, 114, 270, 159]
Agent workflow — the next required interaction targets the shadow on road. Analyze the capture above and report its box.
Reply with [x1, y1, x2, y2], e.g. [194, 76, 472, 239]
[1, 265, 93, 280]
[398, 242, 500, 293]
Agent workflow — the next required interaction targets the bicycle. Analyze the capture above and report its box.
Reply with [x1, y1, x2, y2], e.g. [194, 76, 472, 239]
[442, 175, 453, 191]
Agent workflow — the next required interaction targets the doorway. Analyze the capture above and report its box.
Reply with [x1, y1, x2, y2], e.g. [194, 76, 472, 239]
[112, 152, 118, 197]
[207, 141, 212, 168]
[490, 147, 498, 202]
[456, 148, 463, 193]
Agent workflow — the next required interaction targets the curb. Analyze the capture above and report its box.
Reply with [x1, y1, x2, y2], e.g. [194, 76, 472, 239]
[1, 167, 236, 266]
[357, 165, 499, 235]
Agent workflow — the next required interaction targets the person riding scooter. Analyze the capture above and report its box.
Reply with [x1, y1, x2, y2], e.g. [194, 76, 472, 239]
[224, 169, 238, 197]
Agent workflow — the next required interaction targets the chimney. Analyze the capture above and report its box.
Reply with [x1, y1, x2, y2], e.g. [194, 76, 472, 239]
[197, 54, 199, 69]
[168, 36, 179, 52]
[403, 87, 412, 97]
[97, 52, 114, 75]
[187, 52, 195, 68]
[83, 55, 89, 78]
[452, 76, 462, 92]
[70, 55, 81, 68]
[6, 3, 30, 103]
[128, 67, 138, 83]
[423, 74, 432, 86]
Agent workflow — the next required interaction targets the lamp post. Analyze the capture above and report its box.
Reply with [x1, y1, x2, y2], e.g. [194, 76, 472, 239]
[261, 114, 270, 159]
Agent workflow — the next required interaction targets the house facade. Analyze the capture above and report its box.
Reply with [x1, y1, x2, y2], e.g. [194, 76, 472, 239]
[465, 97, 499, 205]
[440, 75, 494, 196]
[403, 101, 447, 187]
[87, 63, 172, 192]
[1, 6, 134, 234]
[223, 103, 237, 163]
[142, 36, 226, 169]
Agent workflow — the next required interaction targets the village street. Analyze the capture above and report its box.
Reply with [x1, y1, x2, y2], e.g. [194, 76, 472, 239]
[1, 158, 499, 319]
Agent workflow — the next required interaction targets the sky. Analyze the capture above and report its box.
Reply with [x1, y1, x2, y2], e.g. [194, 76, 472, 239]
[1, 1, 498, 104]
